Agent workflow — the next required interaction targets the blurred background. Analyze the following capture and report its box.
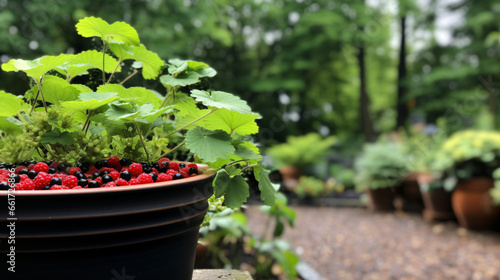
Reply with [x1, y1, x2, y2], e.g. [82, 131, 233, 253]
[2, 0, 500, 279]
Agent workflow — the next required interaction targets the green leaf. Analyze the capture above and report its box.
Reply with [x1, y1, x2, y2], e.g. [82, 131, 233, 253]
[109, 44, 163, 79]
[97, 84, 163, 108]
[235, 142, 262, 159]
[71, 84, 92, 94]
[167, 59, 217, 78]
[209, 109, 260, 135]
[76, 16, 140, 46]
[191, 90, 253, 114]
[2, 54, 73, 79]
[56, 50, 121, 79]
[213, 169, 230, 197]
[105, 102, 173, 123]
[40, 75, 80, 104]
[61, 92, 118, 111]
[213, 170, 249, 208]
[0, 117, 24, 134]
[224, 175, 250, 209]
[105, 102, 142, 121]
[0, 91, 26, 117]
[160, 72, 200, 87]
[185, 127, 235, 162]
[254, 162, 277, 206]
[40, 129, 77, 145]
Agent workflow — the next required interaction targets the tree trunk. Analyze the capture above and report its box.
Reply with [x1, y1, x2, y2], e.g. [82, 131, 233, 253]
[396, 16, 408, 129]
[358, 46, 374, 142]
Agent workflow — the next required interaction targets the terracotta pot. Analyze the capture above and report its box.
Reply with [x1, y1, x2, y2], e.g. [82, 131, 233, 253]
[195, 241, 210, 265]
[416, 173, 455, 221]
[0, 165, 215, 280]
[402, 173, 423, 203]
[452, 178, 500, 230]
[279, 166, 302, 190]
[366, 188, 395, 211]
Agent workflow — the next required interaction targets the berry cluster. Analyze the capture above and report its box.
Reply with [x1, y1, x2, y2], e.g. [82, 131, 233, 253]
[0, 157, 199, 191]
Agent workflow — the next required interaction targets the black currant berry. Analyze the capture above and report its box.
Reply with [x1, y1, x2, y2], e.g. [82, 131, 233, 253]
[151, 162, 160, 170]
[74, 171, 86, 180]
[143, 166, 152, 173]
[12, 174, 20, 184]
[189, 167, 197, 175]
[172, 173, 183, 180]
[27, 170, 38, 180]
[120, 171, 131, 181]
[100, 170, 110, 177]
[42, 185, 51, 190]
[48, 167, 57, 174]
[49, 177, 62, 187]
[102, 175, 113, 184]
[88, 180, 100, 188]
[179, 163, 186, 169]
[19, 168, 29, 175]
[78, 179, 88, 187]
[57, 164, 67, 172]
[149, 173, 157, 182]
[120, 158, 131, 167]
[0, 182, 10, 190]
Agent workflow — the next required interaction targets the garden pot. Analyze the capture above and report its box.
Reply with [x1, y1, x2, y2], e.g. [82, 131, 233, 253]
[0, 165, 215, 280]
[366, 187, 396, 211]
[416, 173, 455, 222]
[402, 173, 423, 203]
[279, 166, 302, 190]
[452, 178, 500, 230]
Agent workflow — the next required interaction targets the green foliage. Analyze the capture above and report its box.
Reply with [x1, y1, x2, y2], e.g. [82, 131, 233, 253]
[433, 130, 500, 184]
[76, 16, 140, 46]
[0, 17, 275, 209]
[293, 176, 338, 198]
[354, 140, 408, 191]
[267, 133, 336, 168]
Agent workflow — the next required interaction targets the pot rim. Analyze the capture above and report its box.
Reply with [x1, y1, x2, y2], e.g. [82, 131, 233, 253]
[0, 163, 216, 196]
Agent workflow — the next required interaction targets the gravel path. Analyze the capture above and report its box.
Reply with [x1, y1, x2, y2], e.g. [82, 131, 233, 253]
[245, 206, 500, 280]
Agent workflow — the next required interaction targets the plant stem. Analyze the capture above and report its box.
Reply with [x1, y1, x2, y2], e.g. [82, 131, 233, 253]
[106, 59, 122, 84]
[160, 141, 186, 158]
[160, 87, 175, 108]
[120, 70, 139, 85]
[240, 164, 258, 173]
[133, 120, 150, 163]
[83, 110, 92, 134]
[163, 109, 217, 139]
[35, 78, 48, 113]
[102, 42, 107, 85]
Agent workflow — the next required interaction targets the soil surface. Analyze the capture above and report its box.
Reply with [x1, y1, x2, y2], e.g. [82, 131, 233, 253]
[245, 206, 500, 280]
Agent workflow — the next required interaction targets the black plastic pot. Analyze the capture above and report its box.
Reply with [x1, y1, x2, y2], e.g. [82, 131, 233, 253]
[0, 165, 215, 280]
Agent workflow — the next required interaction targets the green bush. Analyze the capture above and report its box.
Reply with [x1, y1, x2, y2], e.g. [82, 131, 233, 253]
[267, 133, 336, 169]
[354, 141, 408, 191]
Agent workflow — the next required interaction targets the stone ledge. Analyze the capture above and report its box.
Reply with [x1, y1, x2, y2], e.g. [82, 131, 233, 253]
[193, 269, 253, 279]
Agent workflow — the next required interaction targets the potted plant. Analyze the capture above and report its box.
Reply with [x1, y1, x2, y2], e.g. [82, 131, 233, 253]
[0, 17, 276, 280]
[400, 128, 455, 219]
[266, 133, 335, 189]
[434, 130, 500, 230]
[354, 140, 408, 211]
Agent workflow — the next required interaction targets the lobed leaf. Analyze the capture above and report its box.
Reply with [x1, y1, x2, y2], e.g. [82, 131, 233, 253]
[109, 44, 163, 79]
[97, 84, 163, 109]
[2, 54, 74, 80]
[76, 16, 140, 46]
[61, 92, 118, 111]
[185, 127, 235, 162]
[191, 90, 253, 114]
[56, 50, 121, 79]
[0, 91, 27, 117]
